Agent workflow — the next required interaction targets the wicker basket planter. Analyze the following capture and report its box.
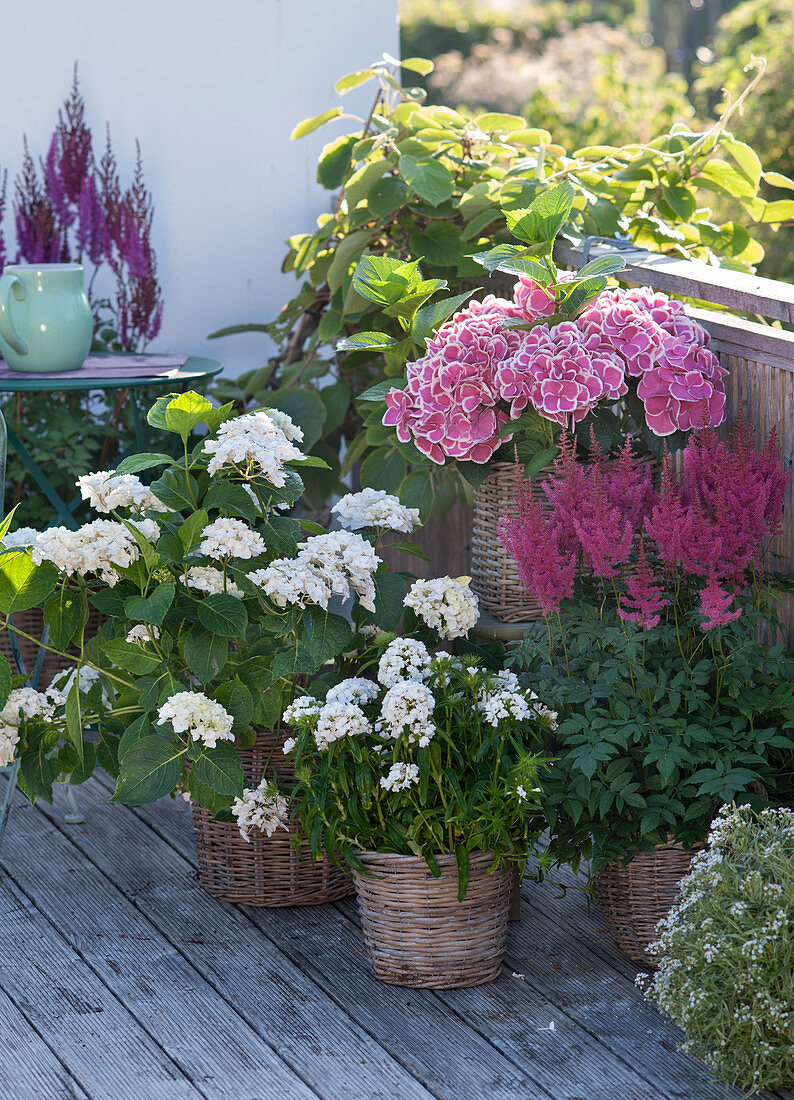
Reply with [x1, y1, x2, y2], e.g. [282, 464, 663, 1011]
[471, 461, 548, 623]
[191, 727, 352, 907]
[592, 841, 704, 968]
[352, 850, 512, 988]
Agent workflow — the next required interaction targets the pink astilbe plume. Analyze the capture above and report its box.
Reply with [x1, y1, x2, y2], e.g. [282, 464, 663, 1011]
[617, 541, 667, 629]
[540, 434, 590, 553]
[604, 437, 655, 531]
[499, 473, 575, 615]
[570, 460, 635, 578]
[698, 570, 742, 631]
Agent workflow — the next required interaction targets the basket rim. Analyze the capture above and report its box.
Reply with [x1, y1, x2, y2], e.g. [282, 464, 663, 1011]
[354, 849, 498, 868]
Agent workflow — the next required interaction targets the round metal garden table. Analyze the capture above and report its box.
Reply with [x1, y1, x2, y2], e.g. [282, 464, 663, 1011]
[0, 353, 222, 529]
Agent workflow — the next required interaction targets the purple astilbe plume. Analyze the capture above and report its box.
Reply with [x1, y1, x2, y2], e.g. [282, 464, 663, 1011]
[76, 174, 105, 265]
[540, 434, 590, 554]
[0, 169, 8, 272]
[14, 139, 63, 263]
[570, 461, 635, 579]
[617, 541, 667, 629]
[698, 569, 742, 631]
[499, 471, 576, 616]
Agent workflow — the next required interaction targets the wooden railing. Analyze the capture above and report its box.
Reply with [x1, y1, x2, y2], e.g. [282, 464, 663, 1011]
[386, 247, 794, 636]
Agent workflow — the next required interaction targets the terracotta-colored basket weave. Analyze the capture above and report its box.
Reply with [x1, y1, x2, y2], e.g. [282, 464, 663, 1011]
[352, 850, 512, 988]
[471, 462, 550, 623]
[592, 841, 704, 968]
[191, 727, 352, 907]
[0, 606, 105, 685]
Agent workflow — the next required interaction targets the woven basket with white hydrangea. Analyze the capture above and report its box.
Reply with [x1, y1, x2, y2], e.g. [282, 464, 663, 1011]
[282, 612, 554, 986]
[0, 392, 424, 827]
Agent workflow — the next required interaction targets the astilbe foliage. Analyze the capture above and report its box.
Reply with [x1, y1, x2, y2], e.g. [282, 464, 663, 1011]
[5, 67, 162, 351]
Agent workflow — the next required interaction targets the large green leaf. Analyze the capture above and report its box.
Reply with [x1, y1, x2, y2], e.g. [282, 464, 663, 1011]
[409, 222, 463, 267]
[213, 677, 254, 736]
[336, 331, 402, 353]
[183, 628, 229, 681]
[360, 449, 406, 495]
[411, 289, 475, 345]
[114, 453, 174, 476]
[43, 587, 85, 651]
[361, 570, 407, 630]
[290, 107, 342, 140]
[118, 713, 150, 761]
[104, 639, 163, 675]
[124, 583, 175, 627]
[197, 593, 248, 637]
[112, 737, 183, 805]
[190, 742, 245, 798]
[398, 155, 455, 206]
[317, 133, 358, 190]
[0, 654, 11, 710]
[150, 468, 198, 513]
[203, 480, 258, 522]
[20, 746, 56, 804]
[305, 608, 352, 666]
[64, 681, 84, 765]
[163, 392, 214, 441]
[0, 554, 57, 615]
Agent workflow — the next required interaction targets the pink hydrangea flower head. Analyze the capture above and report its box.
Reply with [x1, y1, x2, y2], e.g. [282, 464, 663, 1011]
[638, 341, 727, 436]
[577, 289, 666, 376]
[513, 275, 556, 320]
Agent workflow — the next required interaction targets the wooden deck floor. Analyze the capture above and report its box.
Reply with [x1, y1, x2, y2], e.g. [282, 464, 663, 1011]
[0, 775, 787, 1100]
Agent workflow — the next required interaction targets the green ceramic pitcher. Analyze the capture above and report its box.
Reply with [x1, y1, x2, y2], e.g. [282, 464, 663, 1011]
[0, 263, 93, 373]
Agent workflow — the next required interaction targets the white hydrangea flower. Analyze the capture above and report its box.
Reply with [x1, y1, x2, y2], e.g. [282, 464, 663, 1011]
[157, 691, 234, 748]
[199, 518, 265, 561]
[1, 526, 39, 549]
[314, 700, 371, 751]
[32, 518, 159, 586]
[203, 409, 304, 483]
[231, 778, 289, 842]
[282, 696, 322, 725]
[380, 681, 436, 746]
[359, 623, 385, 641]
[0, 687, 56, 764]
[184, 566, 243, 598]
[126, 624, 161, 645]
[249, 531, 380, 613]
[77, 470, 169, 514]
[377, 638, 431, 688]
[331, 488, 421, 533]
[404, 575, 479, 639]
[380, 761, 420, 792]
[47, 664, 108, 707]
[325, 678, 379, 707]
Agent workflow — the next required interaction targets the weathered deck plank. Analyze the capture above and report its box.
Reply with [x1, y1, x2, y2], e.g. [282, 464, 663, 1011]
[0, 986, 91, 1100]
[31, 782, 439, 1100]
[0, 876, 204, 1100]
[2, 799, 320, 1100]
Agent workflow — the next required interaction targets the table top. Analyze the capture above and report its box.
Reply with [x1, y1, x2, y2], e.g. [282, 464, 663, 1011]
[0, 354, 223, 393]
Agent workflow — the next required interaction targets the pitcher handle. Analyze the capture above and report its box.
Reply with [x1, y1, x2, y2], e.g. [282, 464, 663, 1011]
[0, 273, 28, 356]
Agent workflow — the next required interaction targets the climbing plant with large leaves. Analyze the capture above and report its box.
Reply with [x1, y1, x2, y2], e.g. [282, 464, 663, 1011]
[0, 392, 411, 811]
[211, 54, 791, 516]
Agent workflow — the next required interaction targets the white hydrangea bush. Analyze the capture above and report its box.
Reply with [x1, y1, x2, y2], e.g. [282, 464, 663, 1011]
[641, 805, 794, 1094]
[0, 393, 435, 813]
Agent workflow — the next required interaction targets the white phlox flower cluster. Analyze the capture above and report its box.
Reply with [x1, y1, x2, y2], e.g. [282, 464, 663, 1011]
[527, 690, 558, 727]
[0, 687, 55, 765]
[32, 518, 159, 586]
[314, 700, 371, 751]
[479, 688, 531, 727]
[377, 638, 432, 688]
[380, 681, 436, 746]
[325, 678, 380, 707]
[199, 518, 265, 561]
[249, 531, 380, 613]
[282, 696, 322, 725]
[157, 691, 234, 748]
[380, 761, 420, 792]
[331, 488, 421, 533]
[203, 409, 304, 483]
[126, 624, 161, 644]
[232, 778, 290, 842]
[184, 566, 243, 598]
[1, 527, 39, 549]
[403, 575, 479, 639]
[77, 470, 169, 514]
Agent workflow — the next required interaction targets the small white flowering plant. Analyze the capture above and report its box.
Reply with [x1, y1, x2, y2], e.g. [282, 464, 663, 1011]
[640, 805, 794, 1095]
[284, 624, 555, 899]
[0, 392, 424, 813]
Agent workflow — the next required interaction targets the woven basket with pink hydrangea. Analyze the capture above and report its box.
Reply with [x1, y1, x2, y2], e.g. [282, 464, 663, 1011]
[347, 182, 727, 620]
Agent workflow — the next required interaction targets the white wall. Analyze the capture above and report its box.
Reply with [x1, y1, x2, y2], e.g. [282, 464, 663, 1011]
[0, 0, 399, 375]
